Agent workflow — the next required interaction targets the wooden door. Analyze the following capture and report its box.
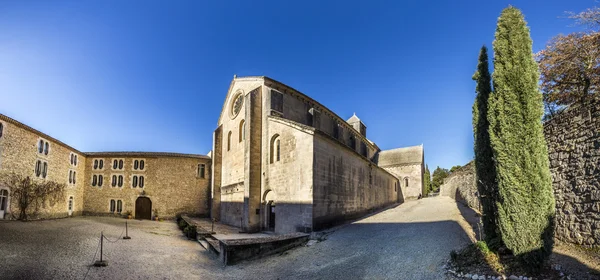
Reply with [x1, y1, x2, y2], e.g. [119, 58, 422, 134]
[135, 197, 152, 220]
[267, 202, 275, 231]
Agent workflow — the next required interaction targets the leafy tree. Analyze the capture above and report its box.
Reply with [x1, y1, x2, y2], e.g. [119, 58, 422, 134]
[423, 165, 432, 195]
[0, 172, 66, 220]
[449, 165, 463, 173]
[472, 45, 500, 243]
[431, 166, 449, 193]
[489, 6, 555, 270]
[537, 7, 600, 117]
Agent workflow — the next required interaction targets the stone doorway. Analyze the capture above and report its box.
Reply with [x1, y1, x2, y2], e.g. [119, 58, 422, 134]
[267, 201, 275, 231]
[135, 197, 152, 220]
[0, 188, 8, 219]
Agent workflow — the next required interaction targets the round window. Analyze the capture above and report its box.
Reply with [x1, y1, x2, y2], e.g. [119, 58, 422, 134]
[231, 93, 244, 118]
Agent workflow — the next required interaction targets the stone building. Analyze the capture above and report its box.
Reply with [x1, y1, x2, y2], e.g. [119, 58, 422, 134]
[0, 114, 211, 220]
[211, 76, 424, 233]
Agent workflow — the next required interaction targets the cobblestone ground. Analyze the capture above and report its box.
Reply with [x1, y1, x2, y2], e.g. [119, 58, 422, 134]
[0, 197, 477, 280]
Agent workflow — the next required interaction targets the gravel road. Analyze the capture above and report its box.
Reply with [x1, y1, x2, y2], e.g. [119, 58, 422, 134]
[0, 196, 478, 280]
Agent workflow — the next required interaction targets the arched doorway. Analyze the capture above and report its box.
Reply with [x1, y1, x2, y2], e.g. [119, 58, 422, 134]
[263, 190, 275, 231]
[0, 188, 9, 219]
[135, 197, 152, 220]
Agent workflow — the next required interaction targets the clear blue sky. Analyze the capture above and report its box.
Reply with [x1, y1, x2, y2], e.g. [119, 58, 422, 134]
[0, 0, 593, 170]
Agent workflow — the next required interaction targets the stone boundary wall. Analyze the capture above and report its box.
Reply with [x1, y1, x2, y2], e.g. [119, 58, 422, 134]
[441, 99, 600, 247]
[439, 161, 480, 212]
[544, 100, 600, 247]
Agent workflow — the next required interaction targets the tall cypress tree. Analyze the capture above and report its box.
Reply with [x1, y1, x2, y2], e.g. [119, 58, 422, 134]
[423, 165, 431, 194]
[488, 7, 555, 269]
[472, 46, 499, 243]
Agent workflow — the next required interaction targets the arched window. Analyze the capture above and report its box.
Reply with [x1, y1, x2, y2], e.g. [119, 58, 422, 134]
[70, 154, 74, 165]
[73, 171, 76, 184]
[118, 175, 123, 187]
[113, 160, 118, 169]
[92, 175, 97, 186]
[69, 170, 73, 184]
[140, 160, 145, 170]
[110, 199, 116, 213]
[112, 175, 117, 187]
[98, 175, 103, 187]
[404, 177, 409, 188]
[99, 159, 104, 170]
[132, 176, 138, 188]
[270, 134, 280, 164]
[42, 162, 47, 178]
[227, 131, 232, 151]
[38, 140, 44, 153]
[139, 176, 144, 188]
[0, 122, 3, 138]
[116, 200, 122, 213]
[74, 155, 77, 166]
[44, 142, 49, 155]
[134, 160, 139, 170]
[239, 120, 245, 142]
[118, 160, 124, 170]
[94, 160, 98, 169]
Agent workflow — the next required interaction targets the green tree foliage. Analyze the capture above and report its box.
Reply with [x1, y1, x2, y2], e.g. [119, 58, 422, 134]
[449, 165, 463, 173]
[472, 45, 500, 243]
[489, 6, 555, 269]
[423, 165, 432, 195]
[431, 166, 449, 193]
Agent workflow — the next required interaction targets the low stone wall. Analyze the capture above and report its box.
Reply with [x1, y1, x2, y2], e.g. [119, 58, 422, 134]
[219, 233, 309, 265]
[544, 100, 600, 247]
[439, 161, 480, 212]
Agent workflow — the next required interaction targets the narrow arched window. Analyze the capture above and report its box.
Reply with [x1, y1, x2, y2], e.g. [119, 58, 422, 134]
[92, 175, 97, 186]
[404, 177, 409, 188]
[140, 160, 145, 170]
[73, 171, 76, 184]
[98, 175, 103, 187]
[117, 200, 122, 213]
[113, 160, 118, 169]
[38, 140, 44, 153]
[118, 160, 123, 170]
[0, 122, 3, 138]
[134, 160, 139, 170]
[110, 199, 116, 213]
[94, 160, 98, 169]
[132, 176, 138, 188]
[42, 162, 47, 178]
[239, 120, 245, 142]
[227, 131, 232, 151]
[112, 175, 117, 187]
[118, 175, 123, 187]
[99, 160, 104, 169]
[35, 160, 41, 177]
[44, 142, 49, 155]
[70, 154, 74, 165]
[269, 134, 280, 164]
[139, 176, 144, 188]
[69, 170, 73, 184]
[74, 155, 77, 166]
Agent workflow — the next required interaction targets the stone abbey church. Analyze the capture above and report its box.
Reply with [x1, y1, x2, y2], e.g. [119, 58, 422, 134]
[0, 76, 424, 233]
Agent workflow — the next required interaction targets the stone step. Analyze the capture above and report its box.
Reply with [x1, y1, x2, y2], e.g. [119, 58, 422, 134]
[205, 237, 221, 255]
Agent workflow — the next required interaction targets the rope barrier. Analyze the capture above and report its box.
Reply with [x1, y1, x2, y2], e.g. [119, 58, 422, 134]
[82, 237, 101, 280]
[103, 228, 125, 243]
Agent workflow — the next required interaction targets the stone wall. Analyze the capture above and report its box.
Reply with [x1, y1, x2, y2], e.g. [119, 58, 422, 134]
[0, 116, 85, 219]
[545, 100, 600, 247]
[382, 163, 423, 199]
[439, 161, 480, 212]
[82, 154, 211, 219]
[312, 131, 400, 231]
[263, 117, 314, 233]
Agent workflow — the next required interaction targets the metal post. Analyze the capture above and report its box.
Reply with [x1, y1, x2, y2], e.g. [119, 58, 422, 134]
[123, 221, 131, 239]
[94, 231, 108, 266]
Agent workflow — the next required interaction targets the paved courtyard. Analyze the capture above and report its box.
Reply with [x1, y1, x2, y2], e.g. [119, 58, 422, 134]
[0, 197, 478, 279]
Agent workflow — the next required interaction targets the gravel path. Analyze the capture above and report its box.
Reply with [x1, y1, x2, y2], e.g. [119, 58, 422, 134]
[0, 196, 477, 280]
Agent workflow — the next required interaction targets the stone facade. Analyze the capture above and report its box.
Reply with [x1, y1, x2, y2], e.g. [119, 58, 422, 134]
[0, 114, 210, 220]
[544, 100, 600, 247]
[439, 161, 480, 212]
[378, 146, 425, 199]
[212, 76, 422, 234]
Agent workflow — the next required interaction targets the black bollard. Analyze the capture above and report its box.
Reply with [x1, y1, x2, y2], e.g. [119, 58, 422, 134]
[94, 232, 108, 267]
[123, 221, 131, 240]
